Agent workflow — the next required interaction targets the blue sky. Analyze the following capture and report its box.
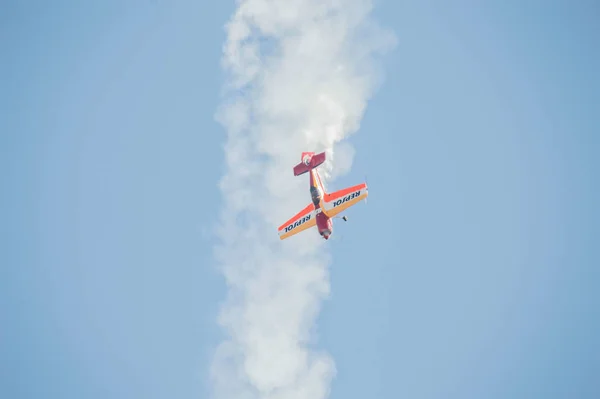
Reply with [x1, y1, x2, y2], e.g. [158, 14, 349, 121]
[1, 1, 598, 399]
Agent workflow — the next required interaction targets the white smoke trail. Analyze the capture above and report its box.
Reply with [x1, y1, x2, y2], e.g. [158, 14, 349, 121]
[212, 1, 395, 398]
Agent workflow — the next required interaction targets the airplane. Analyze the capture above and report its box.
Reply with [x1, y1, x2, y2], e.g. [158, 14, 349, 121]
[277, 151, 368, 240]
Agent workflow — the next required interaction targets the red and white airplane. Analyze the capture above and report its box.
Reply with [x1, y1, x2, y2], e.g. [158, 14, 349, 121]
[278, 151, 368, 240]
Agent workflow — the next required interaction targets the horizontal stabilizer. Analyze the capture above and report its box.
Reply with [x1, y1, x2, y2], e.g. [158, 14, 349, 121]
[293, 151, 326, 176]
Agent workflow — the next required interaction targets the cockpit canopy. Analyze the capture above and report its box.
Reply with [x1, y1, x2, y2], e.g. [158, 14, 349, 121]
[310, 186, 322, 203]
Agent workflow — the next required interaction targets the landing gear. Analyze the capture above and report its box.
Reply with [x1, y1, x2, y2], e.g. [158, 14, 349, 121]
[342, 216, 348, 221]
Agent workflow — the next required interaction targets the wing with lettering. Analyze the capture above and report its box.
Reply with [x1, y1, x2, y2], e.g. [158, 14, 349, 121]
[278, 203, 317, 240]
[323, 182, 368, 217]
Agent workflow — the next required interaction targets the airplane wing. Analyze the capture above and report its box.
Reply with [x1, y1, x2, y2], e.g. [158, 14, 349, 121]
[323, 182, 368, 218]
[278, 203, 317, 240]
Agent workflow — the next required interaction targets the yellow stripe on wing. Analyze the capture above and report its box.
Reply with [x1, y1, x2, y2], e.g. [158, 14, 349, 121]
[324, 193, 368, 218]
[279, 217, 316, 240]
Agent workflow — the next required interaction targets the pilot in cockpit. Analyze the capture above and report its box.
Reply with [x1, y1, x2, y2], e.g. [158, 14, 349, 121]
[310, 186, 321, 204]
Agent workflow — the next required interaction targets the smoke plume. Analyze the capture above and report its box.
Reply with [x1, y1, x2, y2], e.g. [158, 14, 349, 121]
[212, 1, 395, 398]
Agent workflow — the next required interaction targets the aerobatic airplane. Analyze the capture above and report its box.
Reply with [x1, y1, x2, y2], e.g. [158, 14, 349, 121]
[278, 151, 368, 240]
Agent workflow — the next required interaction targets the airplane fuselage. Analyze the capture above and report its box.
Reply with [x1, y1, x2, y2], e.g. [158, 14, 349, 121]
[309, 168, 333, 239]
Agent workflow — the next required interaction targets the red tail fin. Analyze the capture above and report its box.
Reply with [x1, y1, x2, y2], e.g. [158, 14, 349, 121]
[293, 151, 326, 176]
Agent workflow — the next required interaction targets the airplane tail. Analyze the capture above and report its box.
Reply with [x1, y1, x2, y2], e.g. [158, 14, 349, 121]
[293, 151, 326, 176]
